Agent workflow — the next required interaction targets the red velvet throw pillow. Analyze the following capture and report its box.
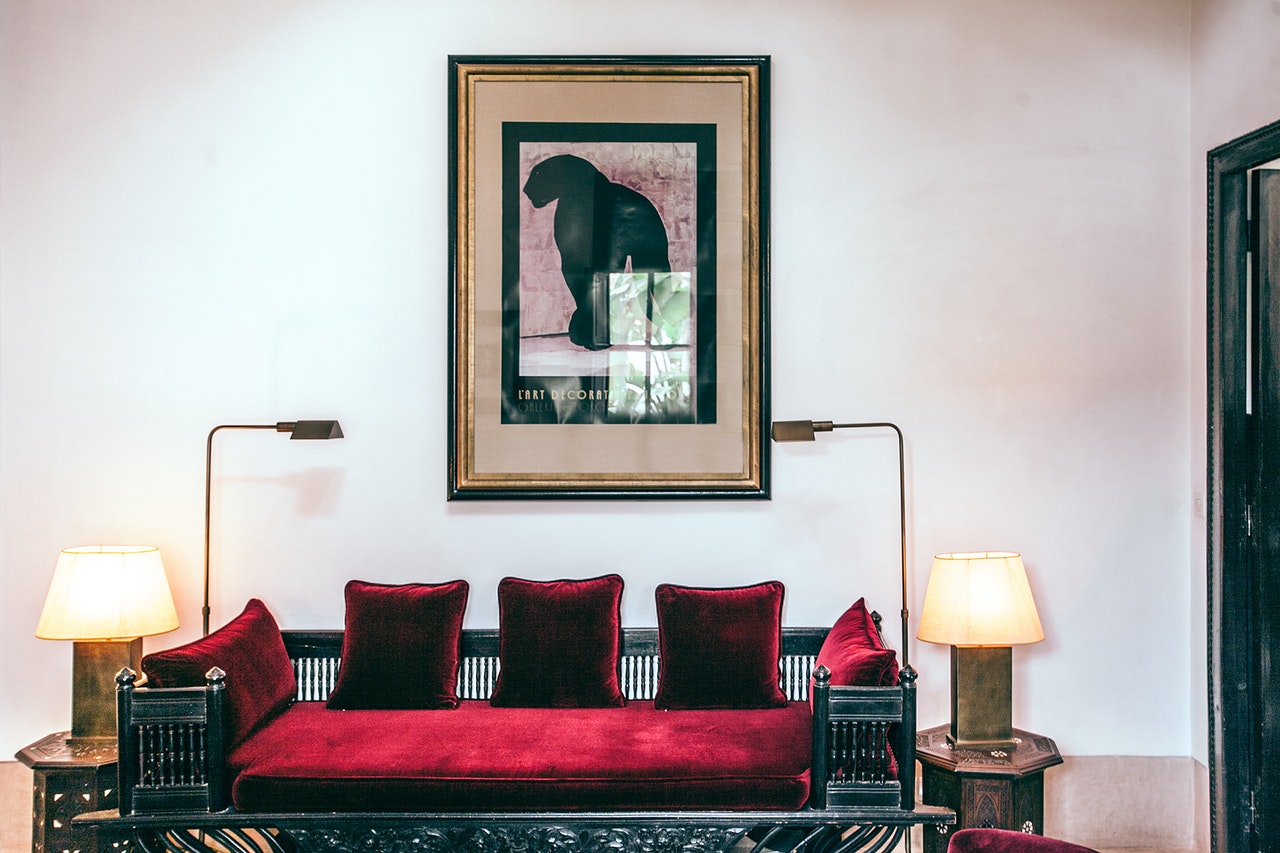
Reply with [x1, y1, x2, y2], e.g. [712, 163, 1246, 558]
[815, 598, 900, 688]
[326, 579, 469, 710]
[947, 828, 1101, 853]
[653, 582, 788, 710]
[142, 598, 296, 749]
[490, 575, 625, 708]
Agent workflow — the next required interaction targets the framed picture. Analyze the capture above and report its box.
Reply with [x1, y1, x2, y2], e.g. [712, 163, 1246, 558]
[448, 55, 770, 500]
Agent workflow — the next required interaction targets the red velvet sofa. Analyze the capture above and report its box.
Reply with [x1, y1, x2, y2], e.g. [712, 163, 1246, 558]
[86, 578, 954, 853]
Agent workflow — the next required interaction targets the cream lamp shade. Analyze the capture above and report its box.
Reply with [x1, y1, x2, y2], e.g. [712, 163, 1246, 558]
[917, 551, 1044, 647]
[917, 550, 1044, 751]
[37, 545, 179, 743]
[36, 545, 179, 641]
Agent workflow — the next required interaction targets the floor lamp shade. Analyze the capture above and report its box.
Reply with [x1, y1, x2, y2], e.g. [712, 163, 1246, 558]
[282, 420, 344, 440]
[36, 545, 179, 742]
[918, 552, 1044, 750]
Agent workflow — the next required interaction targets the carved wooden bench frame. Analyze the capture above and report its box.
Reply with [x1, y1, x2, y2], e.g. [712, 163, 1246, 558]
[80, 625, 953, 853]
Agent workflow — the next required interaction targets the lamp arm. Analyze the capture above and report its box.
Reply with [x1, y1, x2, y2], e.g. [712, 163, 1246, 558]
[826, 422, 909, 669]
[202, 421, 343, 634]
[774, 419, 910, 670]
[203, 424, 278, 636]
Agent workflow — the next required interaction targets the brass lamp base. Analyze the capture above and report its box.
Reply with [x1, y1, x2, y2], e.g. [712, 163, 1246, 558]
[948, 645, 1015, 751]
[70, 638, 142, 744]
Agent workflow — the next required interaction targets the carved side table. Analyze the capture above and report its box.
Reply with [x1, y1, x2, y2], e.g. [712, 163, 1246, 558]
[15, 732, 117, 853]
[916, 724, 1063, 853]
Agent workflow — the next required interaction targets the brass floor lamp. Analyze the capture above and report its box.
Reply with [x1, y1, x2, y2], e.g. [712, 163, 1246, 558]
[771, 419, 911, 671]
[772, 419, 915, 853]
[203, 420, 344, 635]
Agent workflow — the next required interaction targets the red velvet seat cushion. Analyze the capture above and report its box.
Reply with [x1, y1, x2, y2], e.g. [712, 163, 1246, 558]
[490, 575, 625, 708]
[228, 701, 812, 812]
[653, 582, 788, 710]
[947, 829, 1100, 853]
[142, 599, 296, 750]
[815, 598, 900, 688]
[326, 579, 469, 710]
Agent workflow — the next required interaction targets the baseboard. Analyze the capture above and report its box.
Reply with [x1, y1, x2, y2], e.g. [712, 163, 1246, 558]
[1044, 755, 1206, 850]
[1196, 758, 1210, 851]
[0, 760, 31, 853]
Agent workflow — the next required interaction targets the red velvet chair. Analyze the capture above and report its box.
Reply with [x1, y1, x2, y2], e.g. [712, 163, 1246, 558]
[947, 828, 1100, 853]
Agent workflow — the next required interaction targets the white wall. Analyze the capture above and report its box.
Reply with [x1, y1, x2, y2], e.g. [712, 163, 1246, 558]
[1, 0, 1194, 761]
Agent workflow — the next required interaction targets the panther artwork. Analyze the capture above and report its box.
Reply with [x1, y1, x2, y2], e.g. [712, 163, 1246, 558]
[522, 153, 672, 350]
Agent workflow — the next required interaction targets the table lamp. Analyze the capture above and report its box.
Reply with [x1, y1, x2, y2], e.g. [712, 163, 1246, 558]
[917, 551, 1044, 751]
[36, 545, 179, 743]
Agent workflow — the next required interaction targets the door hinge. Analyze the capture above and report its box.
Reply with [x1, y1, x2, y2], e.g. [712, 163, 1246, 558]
[1249, 789, 1260, 851]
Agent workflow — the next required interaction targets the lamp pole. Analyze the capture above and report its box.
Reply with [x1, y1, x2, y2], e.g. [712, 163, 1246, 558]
[203, 421, 344, 635]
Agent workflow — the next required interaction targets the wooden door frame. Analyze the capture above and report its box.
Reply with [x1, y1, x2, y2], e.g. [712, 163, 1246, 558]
[1208, 117, 1280, 853]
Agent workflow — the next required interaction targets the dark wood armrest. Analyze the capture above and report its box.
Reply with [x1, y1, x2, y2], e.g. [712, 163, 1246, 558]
[116, 666, 230, 815]
[810, 664, 917, 812]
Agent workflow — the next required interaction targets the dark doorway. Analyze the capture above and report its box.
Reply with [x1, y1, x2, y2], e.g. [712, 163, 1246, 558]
[1208, 118, 1280, 853]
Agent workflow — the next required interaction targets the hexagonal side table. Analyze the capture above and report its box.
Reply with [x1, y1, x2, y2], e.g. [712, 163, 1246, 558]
[916, 724, 1063, 853]
[15, 733, 117, 853]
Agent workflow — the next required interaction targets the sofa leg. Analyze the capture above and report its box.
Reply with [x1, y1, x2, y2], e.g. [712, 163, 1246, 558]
[805, 825, 904, 853]
[744, 824, 907, 853]
[104, 827, 294, 853]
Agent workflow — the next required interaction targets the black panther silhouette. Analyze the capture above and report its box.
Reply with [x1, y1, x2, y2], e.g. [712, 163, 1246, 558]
[523, 154, 672, 350]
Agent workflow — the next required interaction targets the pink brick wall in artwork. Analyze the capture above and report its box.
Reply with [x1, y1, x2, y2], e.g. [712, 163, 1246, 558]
[518, 142, 698, 338]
